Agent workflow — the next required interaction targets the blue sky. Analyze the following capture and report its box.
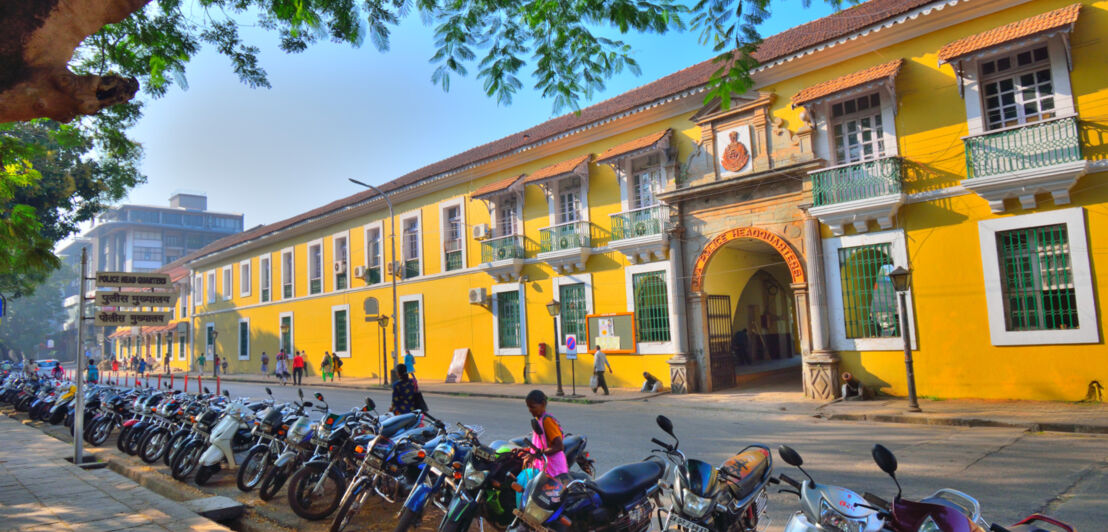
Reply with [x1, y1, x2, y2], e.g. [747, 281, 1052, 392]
[124, 1, 837, 227]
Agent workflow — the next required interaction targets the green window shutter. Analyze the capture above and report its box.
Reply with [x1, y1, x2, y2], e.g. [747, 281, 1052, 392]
[336, 274, 347, 290]
[997, 224, 1077, 331]
[334, 310, 348, 352]
[239, 321, 249, 357]
[559, 284, 587, 345]
[446, 250, 463, 271]
[496, 291, 521, 349]
[404, 301, 421, 350]
[280, 317, 291, 352]
[632, 272, 671, 342]
[838, 243, 899, 339]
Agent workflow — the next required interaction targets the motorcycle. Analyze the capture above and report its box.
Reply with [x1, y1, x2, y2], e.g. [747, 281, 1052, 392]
[237, 387, 292, 492]
[867, 444, 1075, 532]
[394, 422, 476, 532]
[258, 388, 321, 501]
[195, 390, 265, 485]
[651, 415, 772, 532]
[775, 445, 884, 532]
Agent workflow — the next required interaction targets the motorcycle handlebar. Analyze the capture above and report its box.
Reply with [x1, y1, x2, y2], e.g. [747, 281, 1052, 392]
[779, 474, 802, 490]
[650, 438, 672, 451]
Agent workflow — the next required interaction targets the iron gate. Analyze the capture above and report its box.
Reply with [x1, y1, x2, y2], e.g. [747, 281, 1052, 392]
[707, 295, 735, 389]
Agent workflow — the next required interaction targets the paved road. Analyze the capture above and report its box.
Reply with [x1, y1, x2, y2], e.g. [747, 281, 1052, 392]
[109, 376, 1103, 531]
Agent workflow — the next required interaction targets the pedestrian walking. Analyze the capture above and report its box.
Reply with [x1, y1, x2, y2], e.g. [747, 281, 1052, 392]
[590, 344, 612, 396]
[390, 364, 418, 414]
[137, 356, 147, 377]
[404, 349, 416, 375]
[51, 362, 64, 379]
[145, 355, 155, 377]
[196, 353, 206, 373]
[221, 357, 228, 376]
[163, 352, 171, 374]
[275, 350, 289, 385]
[260, 352, 269, 377]
[320, 352, 333, 382]
[292, 351, 305, 386]
[213, 354, 220, 377]
[333, 354, 343, 380]
[111, 357, 119, 373]
[86, 359, 99, 384]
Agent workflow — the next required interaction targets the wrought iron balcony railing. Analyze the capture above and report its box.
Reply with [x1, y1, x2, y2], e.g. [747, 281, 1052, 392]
[539, 221, 591, 252]
[811, 156, 903, 207]
[611, 205, 669, 241]
[964, 115, 1082, 179]
[480, 234, 525, 263]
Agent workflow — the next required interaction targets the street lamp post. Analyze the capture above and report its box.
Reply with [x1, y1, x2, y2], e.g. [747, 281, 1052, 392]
[349, 179, 400, 371]
[378, 316, 389, 387]
[210, 329, 219, 378]
[546, 300, 564, 396]
[887, 266, 921, 412]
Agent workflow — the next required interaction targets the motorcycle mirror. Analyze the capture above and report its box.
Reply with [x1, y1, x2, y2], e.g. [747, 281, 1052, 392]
[530, 418, 543, 436]
[314, 392, 324, 401]
[298, 388, 304, 399]
[203, 387, 210, 393]
[223, 390, 230, 397]
[871, 444, 897, 475]
[778, 445, 803, 467]
[656, 415, 675, 437]
[265, 387, 272, 395]
[365, 398, 375, 411]
[302, 401, 313, 407]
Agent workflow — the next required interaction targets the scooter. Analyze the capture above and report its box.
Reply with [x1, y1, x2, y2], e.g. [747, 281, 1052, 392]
[195, 391, 260, 485]
[775, 445, 884, 532]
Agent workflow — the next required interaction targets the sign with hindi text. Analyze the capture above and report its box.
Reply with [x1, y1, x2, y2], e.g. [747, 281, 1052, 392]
[95, 291, 178, 308]
[94, 272, 172, 289]
[94, 310, 174, 327]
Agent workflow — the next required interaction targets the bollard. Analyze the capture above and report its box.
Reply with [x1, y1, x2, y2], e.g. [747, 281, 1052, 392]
[216, 376, 221, 396]
[198, 374, 203, 393]
[170, 373, 175, 389]
[184, 374, 189, 393]
[135, 375, 140, 387]
[145, 374, 150, 388]
[158, 374, 162, 388]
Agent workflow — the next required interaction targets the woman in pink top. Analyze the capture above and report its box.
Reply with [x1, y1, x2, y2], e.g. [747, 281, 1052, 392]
[525, 390, 568, 477]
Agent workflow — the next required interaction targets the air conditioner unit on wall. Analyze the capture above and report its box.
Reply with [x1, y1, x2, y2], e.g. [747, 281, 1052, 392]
[468, 287, 488, 305]
[387, 260, 402, 279]
[334, 261, 347, 275]
[353, 265, 367, 280]
[472, 224, 490, 240]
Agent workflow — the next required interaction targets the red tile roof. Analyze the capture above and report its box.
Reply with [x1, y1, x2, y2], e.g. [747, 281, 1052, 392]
[792, 59, 903, 107]
[472, 174, 525, 199]
[596, 129, 671, 163]
[186, 0, 947, 263]
[938, 4, 1082, 63]
[521, 154, 592, 185]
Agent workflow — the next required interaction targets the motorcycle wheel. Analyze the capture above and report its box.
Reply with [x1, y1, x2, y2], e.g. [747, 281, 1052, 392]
[394, 507, 421, 532]
[116, 425, 134, 453]
[437, 516, 474, 532]
[258, 465, 289, 501]
[195, 463, 220, 486]
[236, 447, 269, 492]
[287, 462, 345, 521]
[125, 426, 147, 455]
[330, 477, 370, 532]
[88, 419, 114, 447]
[164, 431, 191, 467]
[139, 428, 169, 464]
[171, 441, 203, 481]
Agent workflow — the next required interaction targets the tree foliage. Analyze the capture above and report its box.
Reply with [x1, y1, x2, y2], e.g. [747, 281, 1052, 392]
[0, 260, 73, 359]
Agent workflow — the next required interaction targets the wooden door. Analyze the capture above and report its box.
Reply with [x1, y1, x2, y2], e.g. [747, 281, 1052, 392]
[707, 295, 736, 389]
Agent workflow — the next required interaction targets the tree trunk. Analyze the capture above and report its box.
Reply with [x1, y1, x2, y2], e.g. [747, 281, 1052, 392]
[0, 0, 149, 123]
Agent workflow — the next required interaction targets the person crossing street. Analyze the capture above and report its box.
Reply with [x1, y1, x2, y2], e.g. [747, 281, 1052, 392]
[590, 344, 613, 396]
[291, 351, 305, 386]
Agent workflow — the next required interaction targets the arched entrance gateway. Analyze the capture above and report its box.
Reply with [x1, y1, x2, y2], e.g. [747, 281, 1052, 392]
[689, 227, 811, 392]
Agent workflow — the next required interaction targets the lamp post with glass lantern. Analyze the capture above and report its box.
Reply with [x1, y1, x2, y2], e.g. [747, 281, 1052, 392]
[546, 300, 565, 396]
[887, 266, 921, 412]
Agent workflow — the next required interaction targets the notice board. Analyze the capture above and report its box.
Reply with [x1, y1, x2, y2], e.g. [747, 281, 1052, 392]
[584, 312, 636, 354]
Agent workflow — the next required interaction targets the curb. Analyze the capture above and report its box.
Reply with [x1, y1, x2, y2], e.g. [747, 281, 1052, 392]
[818, 412, 1108, 434]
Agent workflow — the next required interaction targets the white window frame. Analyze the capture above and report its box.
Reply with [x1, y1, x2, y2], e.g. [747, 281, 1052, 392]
[809, 89, 899, 166]
[978, 207, 1097, 346]
[222, 266, 233, 301]
[180, 284, 188, 318]
[239, 259, 251, 298]
[548, 176, 589, 226]
[237, 317, 251, 360]
[399, 294, 425, 357]
[957, 34, 1076, 136]
[280, 247, 294, 300]
[365, 221, 384, 284]
[823, 228, 917, 351]
[177, 333, 187, 361]
[624, 262, 677, 354]
[193, 274, 202, 310]
[279, 312, 295, 354]
[259, 255, 271, 302]
[439, 198, 467, 271]
[551, 273, 593, 354]
[493, 194, 522, 237]
[491, 282, 528, 356]
[400, 210, 423, 278]
[332, 231, 350, 291]
[307, 239, 324, 295]
[829, 92, 890, 165]
[205, 322, 215, 356]
[331, 304, 351, 358]
[206, 271, 216, 304]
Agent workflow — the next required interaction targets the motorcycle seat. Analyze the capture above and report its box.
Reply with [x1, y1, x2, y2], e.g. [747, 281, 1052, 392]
[591, 461, 665, 507]
[720, 448, 771, 500]
[563, 435, 584, 462]
[379, 413, 419, 439]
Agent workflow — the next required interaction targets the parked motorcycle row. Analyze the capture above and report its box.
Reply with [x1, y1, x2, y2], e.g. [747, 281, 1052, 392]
[0, 371, 1075, 532]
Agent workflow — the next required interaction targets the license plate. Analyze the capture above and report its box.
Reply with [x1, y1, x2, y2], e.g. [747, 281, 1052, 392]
[512, 509, 551, 532]
[367, 455, 383, 468]
[665, 514, 709, 532]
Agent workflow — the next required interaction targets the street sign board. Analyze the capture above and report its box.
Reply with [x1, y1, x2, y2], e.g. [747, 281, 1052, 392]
[95, 291, 178, 308]
[93, 310, 174, 327]
[565, 334, 577, 360]
[94, 272, 172, 289]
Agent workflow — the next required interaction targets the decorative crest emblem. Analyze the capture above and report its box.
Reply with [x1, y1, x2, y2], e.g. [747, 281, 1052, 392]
[720, 130, 750, 172]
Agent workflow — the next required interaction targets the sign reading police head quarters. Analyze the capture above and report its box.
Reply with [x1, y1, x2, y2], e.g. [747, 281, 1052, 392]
[95, 272, 172, 289]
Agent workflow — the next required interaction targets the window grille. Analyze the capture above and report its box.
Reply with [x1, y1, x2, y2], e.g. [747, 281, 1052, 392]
[403, 301, 421, 350]
[496, 291, 522, 349]
[633, 272, 671, 342]
[996, 224, 1077, 331]
[838, 243, 900, 339]
[239, 321, 249, 358]
[559, 284, 587, 346]
[334, 309, 348, 352]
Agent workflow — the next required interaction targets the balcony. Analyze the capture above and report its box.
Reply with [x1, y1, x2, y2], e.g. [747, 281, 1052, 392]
[478, 234, 525, 282]
[609, 205, 670, 263]
[808, 156, 906, 236]
[962, 115, 1088, 213]
[538, 221, 591, 273]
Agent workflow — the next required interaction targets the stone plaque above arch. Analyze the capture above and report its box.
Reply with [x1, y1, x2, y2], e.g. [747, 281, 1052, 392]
[690, 226, 806, 293]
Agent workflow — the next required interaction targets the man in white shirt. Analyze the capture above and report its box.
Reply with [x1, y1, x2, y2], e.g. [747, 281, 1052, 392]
[591, 345, 613, 395]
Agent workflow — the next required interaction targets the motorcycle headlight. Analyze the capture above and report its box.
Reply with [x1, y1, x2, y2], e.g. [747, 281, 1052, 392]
[462, 463, 487, 490]
[680, 489, 714, 520]
[819, 499, 864, 532]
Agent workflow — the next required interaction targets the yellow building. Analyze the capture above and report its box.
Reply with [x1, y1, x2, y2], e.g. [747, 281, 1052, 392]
[172, 0, 1106, 401]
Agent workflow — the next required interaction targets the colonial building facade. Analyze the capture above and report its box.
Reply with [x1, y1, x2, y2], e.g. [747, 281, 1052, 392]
[122, 0, 1105, 401]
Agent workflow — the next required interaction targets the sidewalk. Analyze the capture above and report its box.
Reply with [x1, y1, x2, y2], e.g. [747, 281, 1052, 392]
[0, 415, 228, 532]
[173, 370, 664, 404]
